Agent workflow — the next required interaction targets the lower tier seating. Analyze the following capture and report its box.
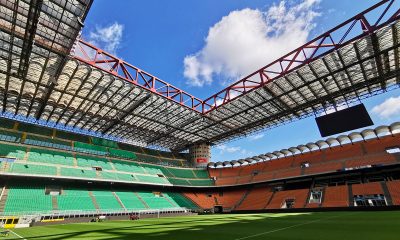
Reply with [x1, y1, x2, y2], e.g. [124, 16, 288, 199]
[1, 184, 196, 214]
[4, 184, 53, 214]
[236, 187, 273, 210]
[57, 189, 97, 211]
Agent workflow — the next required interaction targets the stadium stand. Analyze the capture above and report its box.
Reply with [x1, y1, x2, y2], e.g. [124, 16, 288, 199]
[266, 189, 309, 209]
[387, 180, 400, 205]
[236, 187, 273, 210]
[322, 185, 349, 207]
[4, 184, 53, 214]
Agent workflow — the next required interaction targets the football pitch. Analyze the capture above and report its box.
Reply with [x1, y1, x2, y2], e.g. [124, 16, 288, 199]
[5, 211, 400, 240]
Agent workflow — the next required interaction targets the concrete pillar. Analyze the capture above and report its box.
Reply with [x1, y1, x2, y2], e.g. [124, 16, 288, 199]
[189, 143, 211, 168]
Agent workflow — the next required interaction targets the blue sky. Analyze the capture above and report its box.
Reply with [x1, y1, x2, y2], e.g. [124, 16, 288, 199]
[82, 0, 400, 162]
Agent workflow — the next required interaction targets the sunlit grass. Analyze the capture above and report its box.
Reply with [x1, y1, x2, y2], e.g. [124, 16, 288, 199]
[6, 211, 400, 240]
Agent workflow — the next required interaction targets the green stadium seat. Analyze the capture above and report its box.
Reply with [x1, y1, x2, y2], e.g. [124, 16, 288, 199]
[28, 148, 74, 166]
[136, 175, 169, 184]
[91, 190, 124, 211]
[193, 169, 210, 179]
[168, 178, 191, 186]
[91, 137, 119, 148]
[4, 184, 53, 214]
[57, 188, 96, 211]
[115, 191, 147, 210]
[168, 192, 199, 209]
[136, 153, 160, 164]
[108, 148, 137, 160]
[0, 129, 21, 143]
[76, 155, 112, 170]
[112, 160, 146, 174]
[24, 135, 72, 151]
[0, 143, 26, 160]
[0, 118, 16, 129]
[164, 168, 197, 178]
[9, 163, 57, 176]
[116, 173, 136, 182]
[18, 123, 53, 136]
[137, 192, 174, 209]
[56, 131, 90, 143]
[118, 142, 144, 153]
[99, 171, 119, 180]
[61, 167, 97, 179]
[73, 142, 108, 156]
[187, 179, 214, 186]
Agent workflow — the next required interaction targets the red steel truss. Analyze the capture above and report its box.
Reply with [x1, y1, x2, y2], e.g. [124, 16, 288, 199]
[73, 40, 204, 112]
[73, 0, 400, 115]
[202, 0, 400, 113]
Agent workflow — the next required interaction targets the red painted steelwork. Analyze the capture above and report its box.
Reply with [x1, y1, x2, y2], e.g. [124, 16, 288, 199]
[73, 40, 204, 112]
[202, 0, 400, 113]
[72, 0, 400, 115]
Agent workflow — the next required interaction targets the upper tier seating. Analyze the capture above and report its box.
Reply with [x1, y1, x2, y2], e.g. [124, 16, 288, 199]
[212, 134, 400, 186]
[28, 148, 74, 166]
[77, 155, 113, 170]
[18, 123, 53, 136]
[73, 142, 108, 156]
[0, 129, 21, 143]
[0, 118, 15, 129]
[10, 163, 57, 176]
[109, 148, 137, 160]
[24, 135, 72, 151]
[61, 167, 97, 179]
[112, 160, 146, 174]
[91, 137, 118, 148]
[0, 143, 26, 159]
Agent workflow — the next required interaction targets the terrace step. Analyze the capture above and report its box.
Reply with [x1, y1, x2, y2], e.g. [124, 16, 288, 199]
[134, 192, 149, 209]
[52, 196, 58, 210]
[88, 191, 100, 210]
[381, 181, 393, 206]
[112, 192, 126, 210]
[0, 186, 9, 212]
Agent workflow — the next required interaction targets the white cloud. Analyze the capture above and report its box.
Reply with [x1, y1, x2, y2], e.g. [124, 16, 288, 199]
[249, 133, 264, 141]
[216, 144, 254, 156]
[88, 22, 124, 54]
[216, 144, 242, 153]
[372, 96, 400, 119]
[184, 0, 320, 87]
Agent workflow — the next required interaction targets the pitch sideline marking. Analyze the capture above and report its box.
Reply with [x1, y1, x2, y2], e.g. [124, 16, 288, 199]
[9, 229, 26, 240]
[234, 214, 351, 240]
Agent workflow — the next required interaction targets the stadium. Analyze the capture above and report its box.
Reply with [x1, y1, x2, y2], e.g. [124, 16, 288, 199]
[0, 0, 399, 239]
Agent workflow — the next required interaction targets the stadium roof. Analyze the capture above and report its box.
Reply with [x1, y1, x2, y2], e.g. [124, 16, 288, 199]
[1, 0, 400, 151]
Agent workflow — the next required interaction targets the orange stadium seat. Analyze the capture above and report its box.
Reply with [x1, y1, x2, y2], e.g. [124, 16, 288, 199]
[236, 187, 273, 210]
[266, 189, 309, 209]
[386, 180, 400, 205]
[322, 185, 349, 207]
[352, 182, 384, 195]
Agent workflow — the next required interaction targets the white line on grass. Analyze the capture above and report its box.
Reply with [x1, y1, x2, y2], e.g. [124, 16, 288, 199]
[9, 230, 26, 240]
[234, 214, 350, 240]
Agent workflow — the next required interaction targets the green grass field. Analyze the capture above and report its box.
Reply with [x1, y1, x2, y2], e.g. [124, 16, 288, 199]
[5, 211, 400, 240]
